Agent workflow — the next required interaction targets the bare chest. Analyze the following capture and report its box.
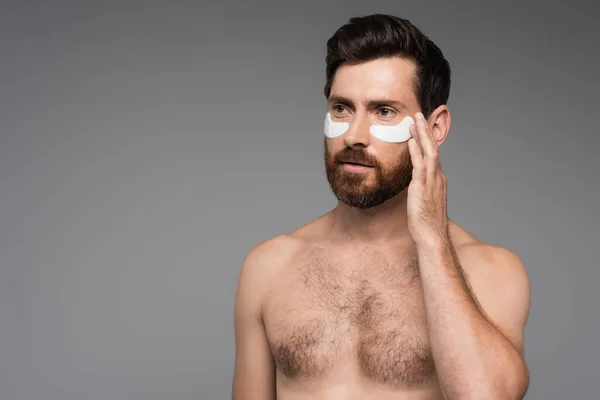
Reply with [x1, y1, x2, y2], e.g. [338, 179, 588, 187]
[264, 245, 436, 387]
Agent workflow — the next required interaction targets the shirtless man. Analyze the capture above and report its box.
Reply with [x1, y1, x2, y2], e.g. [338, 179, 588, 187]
[232, 14, 530, 399]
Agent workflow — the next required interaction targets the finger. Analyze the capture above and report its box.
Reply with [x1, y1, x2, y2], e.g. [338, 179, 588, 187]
[409, 123, 427, 183]
[409, 123, 424, 157]
[415, 113, 441, 185]
[415, 112, 438, 158]
[407, 137, 425, 180]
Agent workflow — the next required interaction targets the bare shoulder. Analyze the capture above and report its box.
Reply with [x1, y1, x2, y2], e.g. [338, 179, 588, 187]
[448, 221, 531, 351]
[239, 234, 303, 285]
[234, 233, 305, 329]
[448, 220, 528, 282]
[235, 211, 341, 310]
[237, 223, 317, 291]
[449, 222, 529, 292]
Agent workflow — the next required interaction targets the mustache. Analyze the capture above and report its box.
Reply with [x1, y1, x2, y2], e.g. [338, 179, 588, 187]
[333, 148, 379, 167]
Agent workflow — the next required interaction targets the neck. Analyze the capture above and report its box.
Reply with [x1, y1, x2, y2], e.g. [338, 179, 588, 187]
[328, 190, 412, 243]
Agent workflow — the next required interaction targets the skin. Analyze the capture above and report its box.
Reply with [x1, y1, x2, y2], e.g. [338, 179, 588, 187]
[232, 56, 531, 399]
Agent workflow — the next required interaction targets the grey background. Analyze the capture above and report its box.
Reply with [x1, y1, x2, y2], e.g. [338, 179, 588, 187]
[1, 0, 598, 399]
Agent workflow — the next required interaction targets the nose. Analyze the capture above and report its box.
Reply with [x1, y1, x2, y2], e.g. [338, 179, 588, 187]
[343, 113, 371, 148]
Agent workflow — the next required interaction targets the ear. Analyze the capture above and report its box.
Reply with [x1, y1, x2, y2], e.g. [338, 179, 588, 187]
[427, 105, 451, 147]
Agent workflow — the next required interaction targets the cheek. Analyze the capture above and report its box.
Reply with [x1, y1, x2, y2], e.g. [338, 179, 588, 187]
[324, 139, 342, 156]
[376, 144, 411, 170]
[374, 143, 405, 161]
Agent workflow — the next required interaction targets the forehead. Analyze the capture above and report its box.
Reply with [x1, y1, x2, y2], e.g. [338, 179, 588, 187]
[330, 57, 418, 105]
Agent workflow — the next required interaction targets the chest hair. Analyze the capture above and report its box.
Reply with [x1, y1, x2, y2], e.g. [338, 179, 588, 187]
[269, 245, 435, 386]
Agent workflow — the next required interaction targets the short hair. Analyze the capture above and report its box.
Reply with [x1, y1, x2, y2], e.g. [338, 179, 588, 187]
[324, 14, 451, 118]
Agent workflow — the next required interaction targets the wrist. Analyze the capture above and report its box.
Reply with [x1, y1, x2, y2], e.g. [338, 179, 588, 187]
[415, 234, 450, 254]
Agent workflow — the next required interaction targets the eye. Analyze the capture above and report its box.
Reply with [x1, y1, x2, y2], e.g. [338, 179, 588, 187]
[332, 105, 347, 114]
[378, 107, 395, 117]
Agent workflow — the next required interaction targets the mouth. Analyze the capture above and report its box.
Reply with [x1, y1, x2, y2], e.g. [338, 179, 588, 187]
[339, 160, 373, 167]
[339, 161, 374, 174]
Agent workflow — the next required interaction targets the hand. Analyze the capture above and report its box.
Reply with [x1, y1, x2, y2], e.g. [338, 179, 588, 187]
[406, 112, 449, 247]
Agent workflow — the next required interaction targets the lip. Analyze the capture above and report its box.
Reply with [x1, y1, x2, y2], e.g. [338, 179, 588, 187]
[341, 162, 374, 173]
[339, 161, 373, 167]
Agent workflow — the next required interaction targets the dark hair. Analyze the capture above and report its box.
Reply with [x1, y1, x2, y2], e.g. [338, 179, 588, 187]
[324, 14, 451, 118]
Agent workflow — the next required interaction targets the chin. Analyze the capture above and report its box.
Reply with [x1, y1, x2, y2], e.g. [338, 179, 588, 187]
[333, 187, 386, 209]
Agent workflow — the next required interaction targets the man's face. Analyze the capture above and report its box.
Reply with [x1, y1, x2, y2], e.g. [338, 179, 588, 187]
[324, 57, 421, 209]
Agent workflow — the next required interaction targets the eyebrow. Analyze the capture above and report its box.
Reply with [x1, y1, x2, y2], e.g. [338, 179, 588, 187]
[327, 95, 407, 111]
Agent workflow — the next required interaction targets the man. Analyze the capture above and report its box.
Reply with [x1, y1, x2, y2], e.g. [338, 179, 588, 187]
[232, 14, 530, 400]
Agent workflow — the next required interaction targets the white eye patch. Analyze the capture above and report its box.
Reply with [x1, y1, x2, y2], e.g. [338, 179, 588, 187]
[324, 113, 415, 143]
[324, 112, 349, 138]
[369, 116, 415, 143]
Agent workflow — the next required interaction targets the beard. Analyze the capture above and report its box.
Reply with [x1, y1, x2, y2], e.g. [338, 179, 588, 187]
[324, 140, 413, 209]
